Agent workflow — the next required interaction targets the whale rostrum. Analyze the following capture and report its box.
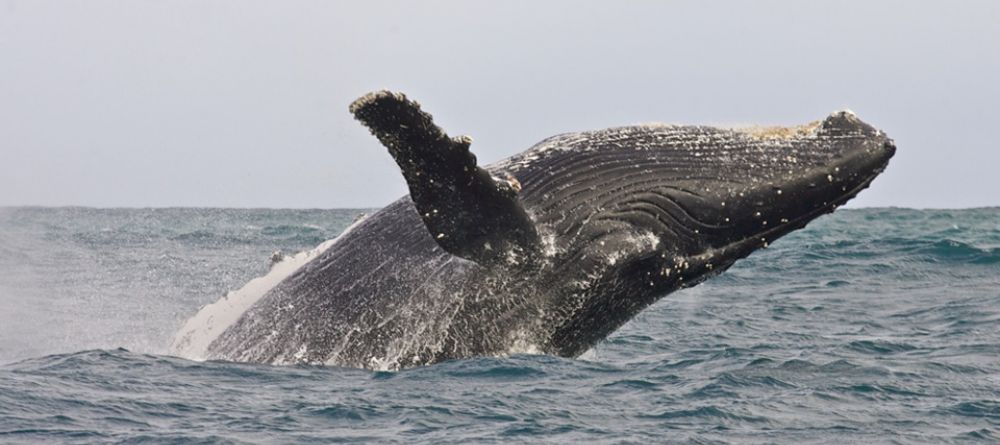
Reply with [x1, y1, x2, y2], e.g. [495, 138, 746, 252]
[173, 90, 895, 370]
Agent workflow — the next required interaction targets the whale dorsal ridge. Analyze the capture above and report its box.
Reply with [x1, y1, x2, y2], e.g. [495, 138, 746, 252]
[350, 90, 540, 266]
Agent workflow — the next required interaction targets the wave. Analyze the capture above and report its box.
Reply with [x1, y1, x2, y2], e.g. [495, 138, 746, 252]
[3, 207, 1000, 444]
[914, 239, 1000, 264]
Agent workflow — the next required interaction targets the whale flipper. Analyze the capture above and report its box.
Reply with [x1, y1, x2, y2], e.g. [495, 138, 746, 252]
[350, 91, 539, 265]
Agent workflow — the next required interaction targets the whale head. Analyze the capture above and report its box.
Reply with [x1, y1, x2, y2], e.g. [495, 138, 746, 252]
[512, 111, 895, 356]
[638, 110, 896, 261]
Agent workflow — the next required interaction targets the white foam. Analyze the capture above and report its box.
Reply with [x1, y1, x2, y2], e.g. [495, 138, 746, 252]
[168, 215, 368, 360]
[507, 339, 544, 356]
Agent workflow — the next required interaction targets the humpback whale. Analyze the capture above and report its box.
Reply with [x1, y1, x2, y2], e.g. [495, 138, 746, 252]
[171, 91, 895, 370]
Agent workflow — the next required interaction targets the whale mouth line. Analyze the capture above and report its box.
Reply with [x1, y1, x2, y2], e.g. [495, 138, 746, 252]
[711, 165, 888, 262]
[594, 152, 890, 255]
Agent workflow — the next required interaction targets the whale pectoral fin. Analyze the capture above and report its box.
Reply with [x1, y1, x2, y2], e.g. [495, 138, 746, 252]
[350, 90, 539, 266]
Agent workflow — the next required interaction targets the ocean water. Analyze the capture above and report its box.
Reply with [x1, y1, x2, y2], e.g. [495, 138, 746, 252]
[0, 207, 998, 444]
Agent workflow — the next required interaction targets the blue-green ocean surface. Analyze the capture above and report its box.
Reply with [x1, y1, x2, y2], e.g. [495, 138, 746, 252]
[0, 207, 998, 444]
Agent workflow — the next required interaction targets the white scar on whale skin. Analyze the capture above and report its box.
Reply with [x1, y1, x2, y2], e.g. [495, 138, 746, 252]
[168, 215, 369, 361]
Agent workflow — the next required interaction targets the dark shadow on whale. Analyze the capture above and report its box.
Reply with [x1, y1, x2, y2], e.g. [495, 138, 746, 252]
[188, 91, 895, 370]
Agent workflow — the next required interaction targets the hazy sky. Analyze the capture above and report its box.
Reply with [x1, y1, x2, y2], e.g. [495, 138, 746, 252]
[1, 1, 997, 208]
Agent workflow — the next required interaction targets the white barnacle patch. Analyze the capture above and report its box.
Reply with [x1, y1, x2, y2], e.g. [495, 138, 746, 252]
[505, 173, 522, 192]
[639, 232, 661, 250]
[490, 172, 523, 192]
[732, 120, 823, 141]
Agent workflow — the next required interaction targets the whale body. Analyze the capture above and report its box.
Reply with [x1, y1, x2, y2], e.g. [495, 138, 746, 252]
[171, 91, 895, 370]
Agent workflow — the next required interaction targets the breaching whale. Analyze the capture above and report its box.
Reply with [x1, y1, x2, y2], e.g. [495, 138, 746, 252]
[171, 91, 895, 370]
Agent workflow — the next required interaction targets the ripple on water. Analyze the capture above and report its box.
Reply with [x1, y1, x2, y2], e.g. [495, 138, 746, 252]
[2, 208, 1000, 444]
[945, 401, 1000, 419]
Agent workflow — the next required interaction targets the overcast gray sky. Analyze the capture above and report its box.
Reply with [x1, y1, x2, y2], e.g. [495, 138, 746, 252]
[1, 1, 997, 208]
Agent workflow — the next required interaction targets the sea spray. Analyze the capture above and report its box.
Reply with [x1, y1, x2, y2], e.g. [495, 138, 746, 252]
[168, 214, 369, 360]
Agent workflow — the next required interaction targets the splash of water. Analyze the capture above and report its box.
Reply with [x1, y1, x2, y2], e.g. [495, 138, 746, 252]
[169, 215, 370, 360]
